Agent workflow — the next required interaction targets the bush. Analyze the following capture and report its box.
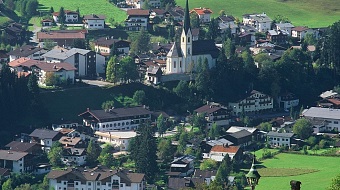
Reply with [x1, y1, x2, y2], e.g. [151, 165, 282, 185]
[262, 151, 273, 159]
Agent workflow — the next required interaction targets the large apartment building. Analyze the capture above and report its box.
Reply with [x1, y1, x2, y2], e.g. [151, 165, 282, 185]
[301, 107, 340, 133]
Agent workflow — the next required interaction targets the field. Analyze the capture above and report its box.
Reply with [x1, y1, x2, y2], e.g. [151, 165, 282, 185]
[177, 0, 340, 28]
[37, 0, 127, 23]
[252, 153, 340, 190]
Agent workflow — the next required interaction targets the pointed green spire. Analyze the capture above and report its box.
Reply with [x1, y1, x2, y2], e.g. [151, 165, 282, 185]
[183, 0, 191, 34]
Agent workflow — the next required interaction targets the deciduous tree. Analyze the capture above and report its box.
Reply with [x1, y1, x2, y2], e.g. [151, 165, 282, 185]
[293, 118, 313, 139]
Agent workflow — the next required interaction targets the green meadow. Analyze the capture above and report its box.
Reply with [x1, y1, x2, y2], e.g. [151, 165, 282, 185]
[177, 0, 340, 28]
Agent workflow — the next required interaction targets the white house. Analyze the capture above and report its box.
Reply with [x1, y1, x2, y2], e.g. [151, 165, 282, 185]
[165, 0, 219, 75]
[194, 102, 232, 128]
[206, 145, 242, 162]
[78, 106, 152, 132]
[190, 7, 213, 23]
[43, 47, 106, 77]
[277, 93, 299, 111]
[7, 45, 47, 62]
[228, 90, 274, 116]
[291, 26, 314, 41]
[242, 13, 272, 32]
[125, 9, 149, 31]
[47, 166, 145, 190]
[275, 22, 294, 36]
[52, 10, 79, 23]
[95, 131, 137, 151]
[62, 148, 87, 166]
[0, 150, 34, 173]
[267, 131, 294, 148]
[302, 107, 340, 133]
[29, 129, 63, 151]
[93, 37, 131, 56]
[83, 14, 106, 29]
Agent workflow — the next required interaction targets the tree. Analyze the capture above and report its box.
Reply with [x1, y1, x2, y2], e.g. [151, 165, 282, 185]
[58, 7, 65, 24]
[2, 178, 13, 190]
[133, 90, 145, 105]
[224, 38, 235, 59]
[157, 138, 173, 163]
[293, 118, 313, 139]
[50, 6, 54, 13]
[208, 123, 220, 139]
[157, 114, 166, 137]
[73, 39, 86, 49]
[273, 14, 290, 24]
[173, 80, 190, 99]
[130, 29, 150, 55]
[48, 141, 63, 167]
[177, 130, 188, 154]
[25, 0, 38, 18]
[258, 122, 272, 132]
[193, 113, 207, 133]
[206, 18, 219, 40]
[328, 174, 340, 190]
[117, 56, 139, 82]
[160, 0, 176, 9]
[44, 39, 56, 50]
[86, 139, 101, 166]
[214, 154, 232, 187]
[200, 159, 218, 170]
[5, 0, 15, 10]
[101, 100, 115, 110]
[133, 123, 158, 183]
[98, 145, 117, 168]
[45, 72, 59, 86]
[106, 56, 118, 82]
[190, 12, 200, 28]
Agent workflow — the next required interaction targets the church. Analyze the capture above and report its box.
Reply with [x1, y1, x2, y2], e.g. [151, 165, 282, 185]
[165, 0, 220, 74]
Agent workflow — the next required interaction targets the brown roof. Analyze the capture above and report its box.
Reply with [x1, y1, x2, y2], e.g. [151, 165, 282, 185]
[0, 150, 28, 161]
[52, 10, 79, 16]
[194, 104, 225, 114]
[327, 98, 340, 106]
[37, 30, 86, 40]
[292, 26, 309, 32]
[29, 129, 62, 140]
[191, 8, 213, 15]
[8, 45, 44, 57]
[0, 168, 10, 177]
[193, 169, 217, 178]
[59, 137, 82, 146]
[5, 141, 41, 152]
[9, 58, 76, 72]
[8, 57, 40, 68]
[210, 145, 240, 153]
[127, 9, 149, 16]
[83, 14, 106, 20]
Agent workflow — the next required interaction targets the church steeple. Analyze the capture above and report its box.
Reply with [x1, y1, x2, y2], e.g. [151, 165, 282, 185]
[183, 0, 191, 34]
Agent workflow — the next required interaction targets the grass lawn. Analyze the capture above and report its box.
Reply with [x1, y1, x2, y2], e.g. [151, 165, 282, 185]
[37, 0, 127, 23]
[254, 148, 279, 159]
[0, 16, 11, 26]
[252, 153, 340, 190]
[176, 0, 340, 28]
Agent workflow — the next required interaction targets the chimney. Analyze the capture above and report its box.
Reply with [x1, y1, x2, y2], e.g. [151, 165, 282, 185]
[87, 108, 90, 111]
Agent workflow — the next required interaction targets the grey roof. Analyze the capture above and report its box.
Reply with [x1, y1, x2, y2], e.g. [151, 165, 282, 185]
[147, 66, 162, 75]
[302, 107, 340, 120]
[83, 14, 106, 20]
[267, 131, 294, 138]
[43, 48, 91, 60]
[0, 150, 28, 161]
[193, 169, 217, 178]
[5, 141, 40, 152]
[8, 45, 45, 57]
[228, 130, 252, 139]
[206, 138, 233, 147]
[275, 22, 294, 28]
[167, 42, 183, 57]
[192, 40, 219, 58]
[29, 129, 61, 140]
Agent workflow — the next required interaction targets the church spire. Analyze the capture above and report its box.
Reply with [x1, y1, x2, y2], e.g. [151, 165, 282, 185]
[183, 0, 191, 34]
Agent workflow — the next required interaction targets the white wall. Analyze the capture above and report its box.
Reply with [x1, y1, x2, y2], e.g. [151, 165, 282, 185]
[85, 19, 105, 29]
[268, 136, 291, 147]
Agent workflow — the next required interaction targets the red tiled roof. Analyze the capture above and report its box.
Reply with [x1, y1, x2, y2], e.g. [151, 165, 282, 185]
[191, 8, 213, 15]
[8, 57, 76, 72]
[127, 9, 149, 16]
[292, 26, 308, 32]
[210, 145, 240, 153]
[327, 98, 340, 106]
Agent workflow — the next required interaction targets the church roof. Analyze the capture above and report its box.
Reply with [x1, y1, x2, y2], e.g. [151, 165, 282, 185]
[183, 0, 191, 34]
[192, 40, 219, 58]
[167, 42, 183, 57]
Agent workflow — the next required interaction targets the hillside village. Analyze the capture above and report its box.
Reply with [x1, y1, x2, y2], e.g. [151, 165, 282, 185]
[0, 0, 339, 189]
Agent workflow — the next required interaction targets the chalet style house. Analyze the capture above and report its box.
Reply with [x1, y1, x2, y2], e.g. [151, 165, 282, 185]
[194, 102, 232, 128]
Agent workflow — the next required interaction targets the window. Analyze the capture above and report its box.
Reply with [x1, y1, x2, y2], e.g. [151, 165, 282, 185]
[174, 61, 176, 68]
[182, 37, 184, 42]
[334, 121, 339, 124]
[64, 182, 67, 185]
[110, 124, 112, 127]
[120, 184, 123, 187]
[188, 37, 190, 42]
[188, 48, 190, 55]
[114, 123, 117, 127]
[180, 61, 182, 68]
[118, 123, 120, 126]
[88, 182, 91, 186]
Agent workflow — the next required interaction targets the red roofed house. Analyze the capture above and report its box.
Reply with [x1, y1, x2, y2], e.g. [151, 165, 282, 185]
[41, 19, 53, 27]
[125, 9, 149, 31]
[291, 26, 313, 41]
[37, 30, 86, 47]
[207, 145, 242, 162]
[194, 102, 232, 129]
[190, 7, 213, 23]
[52, 10, 79, 23]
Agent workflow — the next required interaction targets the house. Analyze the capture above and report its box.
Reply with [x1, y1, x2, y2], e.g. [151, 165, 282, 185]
[0, 168, 11, 179]
[207, 145, 242, 162]
[61, 148, 87, 166]
[227, 126, 264, 141]
[3, 23, 26, 45]
[52, 10, 79, 23]
[193, 169, 216, 185]
[145, 66, 162, 85]
[8, 58, 76, 86]
[218, 16, 238, 35]
[277, 92, 299, 110]
[41, 19, 53, 27]
[190, 7, 213, 23]
[275, 22, 294, 36]
[291, 26, 313, 41]
[301, 107, 340, 133]
[149, 9, 166, 19]
[267, 131, 294, 148]
[43, 47, 105, 77]
[78, 106, 152, 131]
[37, 30, 87, 47]
[125, 9, 149, 31]
[200, 138, 234, 159]
[167, 155, 195, 177]
[194, 102, 232, 128]
[34, 164, 51, 175]
[224, 130, 253, 147]
[5, 141, 42, 155]
[166, 6, 185, 22]
[59, 136, 85, 148]
[83, 14, 106, 29]
[168, 177, 205, 190]
[165, 0, 219, 75]
[228, 90, 274, 116]
[93, 37, 131, 56]
[266, 30, 289, 44]
[47, 166, 145, 190]
[29, 129, 63, 151]
[95, 131, 137, 151]
[0, 150, 34, 173]
[242, 13, 272, 32]
[8, 45, 47, 62]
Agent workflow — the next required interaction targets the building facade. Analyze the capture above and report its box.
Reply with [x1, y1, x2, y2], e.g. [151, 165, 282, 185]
[267, 132, 294, 148]
[302, 107, 340, 133]
[95, 131, 137, 151]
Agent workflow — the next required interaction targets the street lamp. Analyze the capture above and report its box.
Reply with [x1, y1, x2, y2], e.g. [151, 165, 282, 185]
[246, 152, 261, 190]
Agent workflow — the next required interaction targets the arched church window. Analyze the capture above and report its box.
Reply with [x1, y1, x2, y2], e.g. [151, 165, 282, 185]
[180, 61, 182, 68]
[182, 37, 184, 42]
[188, 48, 190, 55]
[174, 61, 176, 68]
[188, 37, 190, 43]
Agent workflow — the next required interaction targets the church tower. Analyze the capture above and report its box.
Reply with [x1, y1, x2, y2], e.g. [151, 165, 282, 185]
[180, 0, 192, 59]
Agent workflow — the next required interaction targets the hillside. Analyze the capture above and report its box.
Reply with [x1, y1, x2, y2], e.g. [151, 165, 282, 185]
[177, 0, 340, 28]
[38, 0, 127, 23]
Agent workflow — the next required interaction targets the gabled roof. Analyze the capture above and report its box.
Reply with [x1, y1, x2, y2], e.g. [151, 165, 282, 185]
[167, 42, 183, 57]
[29, 129, 61, 140]
[147, 66, 162, 75]
[43, 48, 91, 60]
[171, 155, 195, 164]
[192, 40, 219, 58]
[267, 131, 294, 138]
[194, 104, 226, 114]
[193, 169, 217, 178]
[8, 58, 76, 72]
[59, 136, 82, 146]
[228, 130, 252, 139]
[52, 10, 79, 16]
[0, 168, 10, 177]
[127, 9, 149, 16]
[8, 45, 44, 57]
[0, 150, 28, 161]
[292, 26, 309, 32]
[168, 177, 205, 190]
[83, 14, 106, 20]
[275, 22, 294, 28]
[302, 107, 340, 120]
[191, 8, 213, 15]
[219, 15, 235, 22]
[63, 147, 86, 156]
[227, 126, 258, 134]
[37, 30, 86, 40]
[210, 145, 240, 153]
[5, 141, 41, 152]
